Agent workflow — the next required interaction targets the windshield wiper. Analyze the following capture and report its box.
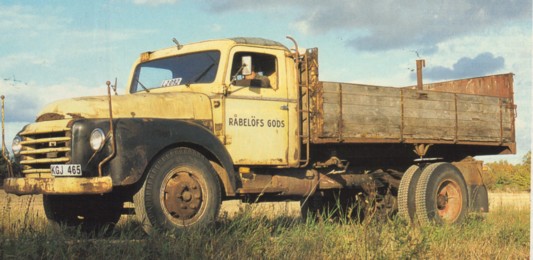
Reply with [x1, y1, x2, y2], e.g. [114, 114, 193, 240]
[185, 63, 215, 87]
[134, 78, 150, 93]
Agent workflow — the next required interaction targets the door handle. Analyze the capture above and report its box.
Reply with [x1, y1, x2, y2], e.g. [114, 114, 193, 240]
[280, 105, 288, 110]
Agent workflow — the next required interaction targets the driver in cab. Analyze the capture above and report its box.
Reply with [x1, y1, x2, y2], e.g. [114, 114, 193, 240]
[237, 63, 271, 88]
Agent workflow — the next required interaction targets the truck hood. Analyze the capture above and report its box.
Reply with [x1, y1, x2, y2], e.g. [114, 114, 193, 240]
[36, 92, 212, 122]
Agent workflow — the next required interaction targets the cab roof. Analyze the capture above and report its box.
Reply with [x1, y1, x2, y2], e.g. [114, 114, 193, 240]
[139, 37, 289, 63]
[228, 37, 288, 49]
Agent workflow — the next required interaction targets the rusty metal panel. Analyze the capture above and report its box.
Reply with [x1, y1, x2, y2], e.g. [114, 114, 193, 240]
[409, 73, 514, 99]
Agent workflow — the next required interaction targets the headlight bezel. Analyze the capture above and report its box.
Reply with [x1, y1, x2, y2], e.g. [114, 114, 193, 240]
[12, 136, 22, 155]
[89, 128, 106, 152]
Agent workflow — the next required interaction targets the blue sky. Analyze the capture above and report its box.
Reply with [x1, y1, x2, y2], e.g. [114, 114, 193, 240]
[1, 0, 531, 163]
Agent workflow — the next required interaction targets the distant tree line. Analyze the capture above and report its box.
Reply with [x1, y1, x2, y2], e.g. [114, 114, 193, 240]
[484, 151, 531, 192]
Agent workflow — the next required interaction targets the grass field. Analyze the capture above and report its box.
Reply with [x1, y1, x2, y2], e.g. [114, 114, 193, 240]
[0, 190, 530, 259]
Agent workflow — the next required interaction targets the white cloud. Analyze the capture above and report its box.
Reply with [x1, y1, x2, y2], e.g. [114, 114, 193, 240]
[1, 79, 108, 153]
[205, 0, 531, 52]
[1, 80, 107, 122]
[0, 53, 54, 71]
[0, 5, 69, 39]
[290, 20, 310, 35]
[133, 0, 180, 6]
[210, 24, 223, 32]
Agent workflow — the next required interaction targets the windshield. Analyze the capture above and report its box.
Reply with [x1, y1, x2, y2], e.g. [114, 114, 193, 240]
[130, 50, 221, 93]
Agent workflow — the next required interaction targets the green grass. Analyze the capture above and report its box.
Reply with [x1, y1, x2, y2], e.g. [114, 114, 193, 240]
[0, 202, 529, 259]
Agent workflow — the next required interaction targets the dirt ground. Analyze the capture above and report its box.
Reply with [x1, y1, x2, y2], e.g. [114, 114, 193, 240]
[0, 190, 529, 223]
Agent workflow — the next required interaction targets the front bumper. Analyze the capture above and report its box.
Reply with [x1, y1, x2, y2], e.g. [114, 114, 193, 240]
[3, 176, 113, 195]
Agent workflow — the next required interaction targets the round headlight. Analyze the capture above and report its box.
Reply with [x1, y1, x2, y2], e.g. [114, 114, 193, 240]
[12, 136, 22, 155]
[89, 128, 106, 151]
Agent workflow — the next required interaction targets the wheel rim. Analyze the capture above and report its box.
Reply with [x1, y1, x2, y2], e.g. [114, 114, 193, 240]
[160, 167, 206, 226]
[435, 180, 463, 223]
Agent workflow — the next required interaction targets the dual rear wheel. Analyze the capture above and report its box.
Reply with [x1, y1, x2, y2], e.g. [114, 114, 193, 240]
[398, 162, 468, 225]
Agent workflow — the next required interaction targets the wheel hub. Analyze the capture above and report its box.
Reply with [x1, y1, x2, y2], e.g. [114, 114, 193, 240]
[163, 171, 203, 220]
[436, 180, 462, 222]
[437, 194, 448, 209]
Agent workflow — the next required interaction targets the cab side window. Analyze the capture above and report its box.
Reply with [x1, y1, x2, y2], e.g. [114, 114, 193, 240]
[231, 52, 277, 89]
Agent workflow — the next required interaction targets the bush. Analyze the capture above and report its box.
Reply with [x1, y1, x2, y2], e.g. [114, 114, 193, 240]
[484, 151, 531, 192]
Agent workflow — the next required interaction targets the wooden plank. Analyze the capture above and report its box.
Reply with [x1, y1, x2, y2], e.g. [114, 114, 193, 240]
[342, 114, 401, 126]
[342, 94, 400, 108]
[457, 112, 500, 123]
[502, 115, 512, 125]
[323, 92, 340, 104]
[457, 128, 501, 140]
[403, 99, 455, 111]
[457, 94, 499, 104]
[403, 117, 455, 128]
[458, 120, 500, 131]
[403, 110, 456, 120]
[458, 136, 501, 142]
[332, 82, 402, 98]
[403, 124, 455, 139]
[321, 103, 339, 137]
[322, 82, 341, 92]
[456, 102, 500, 114]
[342, 104, 400, 117]
[324, 83, 408, 97]
[342, 123, 400, 139]
[403, 131, 456, 140]
[402, 89, 456, 101]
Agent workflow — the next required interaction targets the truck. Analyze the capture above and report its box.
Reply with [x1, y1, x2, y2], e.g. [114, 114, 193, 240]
[1, 37, 516, 232]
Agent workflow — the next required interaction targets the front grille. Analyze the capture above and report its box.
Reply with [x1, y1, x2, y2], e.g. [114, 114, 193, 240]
[19, 128, 71, 175]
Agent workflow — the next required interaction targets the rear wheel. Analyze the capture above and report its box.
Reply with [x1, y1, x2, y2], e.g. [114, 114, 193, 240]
[133, 147, 221, 234]
[415, 163, 468, 225]
[397, 165, 422, 223]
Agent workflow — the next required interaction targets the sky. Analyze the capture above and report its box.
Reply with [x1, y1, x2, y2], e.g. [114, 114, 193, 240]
[0, 0, 531, 163]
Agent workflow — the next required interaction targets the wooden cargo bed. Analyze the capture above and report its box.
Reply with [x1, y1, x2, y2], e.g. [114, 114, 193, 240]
[311, 73, 515, 154]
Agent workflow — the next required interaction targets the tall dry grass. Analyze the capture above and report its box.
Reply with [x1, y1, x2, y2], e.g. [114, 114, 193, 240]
[0, 193, 529, 259]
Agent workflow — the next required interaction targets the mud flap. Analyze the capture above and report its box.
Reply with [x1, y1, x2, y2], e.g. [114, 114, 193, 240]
[468, 184, 489, 213]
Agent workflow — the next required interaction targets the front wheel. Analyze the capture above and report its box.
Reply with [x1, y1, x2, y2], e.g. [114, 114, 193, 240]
[133, 147, 221, 234]
[415, 163, 468, 225]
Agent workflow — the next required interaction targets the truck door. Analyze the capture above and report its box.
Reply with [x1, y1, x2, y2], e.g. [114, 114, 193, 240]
[223, 50, 291, 165]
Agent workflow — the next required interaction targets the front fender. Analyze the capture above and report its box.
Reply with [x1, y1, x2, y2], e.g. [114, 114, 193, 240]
[70, 118, 237, 195]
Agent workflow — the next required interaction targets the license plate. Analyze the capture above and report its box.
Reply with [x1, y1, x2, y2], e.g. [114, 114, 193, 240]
[50, 164, 83, 176]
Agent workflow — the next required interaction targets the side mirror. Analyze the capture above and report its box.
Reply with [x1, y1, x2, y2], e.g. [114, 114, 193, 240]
[242, 56, 252, 76]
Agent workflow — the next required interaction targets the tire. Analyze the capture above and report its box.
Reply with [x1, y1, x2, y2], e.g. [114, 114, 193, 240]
[397, 165, 422, 223]
[415, 163, 468, 225]
[43, 194, 123, 233]
[133, 147, 221, 234]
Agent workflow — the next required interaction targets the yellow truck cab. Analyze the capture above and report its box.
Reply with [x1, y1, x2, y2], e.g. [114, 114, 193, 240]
[2, 37, 515, 232]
